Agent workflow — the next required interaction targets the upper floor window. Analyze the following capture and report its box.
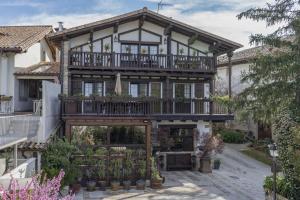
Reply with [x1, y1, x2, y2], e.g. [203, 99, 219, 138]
[121, 44, 138, 54]
[84, 82, 103, 96]
[141, 45, 158, 55]
[130, 83, 149, 97]
[175, 83, 192, 99]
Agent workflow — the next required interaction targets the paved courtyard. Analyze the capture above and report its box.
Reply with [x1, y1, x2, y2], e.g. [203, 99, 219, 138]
[75, 145, 271, 200]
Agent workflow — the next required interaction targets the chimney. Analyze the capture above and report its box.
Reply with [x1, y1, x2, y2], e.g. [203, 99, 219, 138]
[58, 22, 64, 32]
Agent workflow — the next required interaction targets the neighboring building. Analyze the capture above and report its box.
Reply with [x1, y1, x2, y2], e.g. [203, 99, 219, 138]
[216, 46, 272, 139]
[48, 7, 242, 176]
[0, 26, 61, 177]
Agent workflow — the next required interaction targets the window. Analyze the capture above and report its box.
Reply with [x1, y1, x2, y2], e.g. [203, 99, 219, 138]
[175, 83, 192, 98]
[84, 83, 93, 97]
[151, 82, 161, 98]
[94, 83, 103, 96]
[130, 84, 138, 97]
[83, 82, 104, 96]
[141, 45, 158, 55]
[121, 44, 138, 54]
[130, 83, 149, 97]
[19, 80, 40, 101]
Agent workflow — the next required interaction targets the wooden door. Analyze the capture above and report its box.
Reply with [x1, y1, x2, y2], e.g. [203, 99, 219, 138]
[167, 154, 191, 170]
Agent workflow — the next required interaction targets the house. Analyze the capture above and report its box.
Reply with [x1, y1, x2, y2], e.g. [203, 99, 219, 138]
[0, 26, 61, 177]
[48, 7, 242, 177]
[216, 46, 272, 139]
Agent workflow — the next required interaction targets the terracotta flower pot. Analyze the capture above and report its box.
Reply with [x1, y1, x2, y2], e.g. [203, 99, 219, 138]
[150, 179, 163, 189]
[86, 181, 96, 191]
[123, 180, 131, 190]
[136, 179, 145, 190]
[97, 180, 106, 191]
[70, 183, 81, 194]
[111, 181, 120, 191]
[199, 158, 212, 173]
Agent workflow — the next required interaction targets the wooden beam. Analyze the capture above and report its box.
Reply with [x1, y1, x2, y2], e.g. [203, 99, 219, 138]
[113, 22, 119, 33]
[146, 124, 151, 179]
[164, 24, 172, 36]
[139, 15, 146, 28]
[227, 51, 233, 99]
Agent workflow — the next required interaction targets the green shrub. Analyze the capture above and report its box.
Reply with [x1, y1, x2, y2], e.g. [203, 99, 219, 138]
[263, 176, 292, 198]
[218, 129, 245, 144]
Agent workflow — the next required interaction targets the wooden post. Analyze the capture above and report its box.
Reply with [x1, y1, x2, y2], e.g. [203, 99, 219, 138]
[14, 144, 17, 168]
[227, 51, 233, 98]
[146, 124, 151, 179]
[166, 77, 170, 113]
[65, 122, 71, 141]
[209, 78, 214, 114]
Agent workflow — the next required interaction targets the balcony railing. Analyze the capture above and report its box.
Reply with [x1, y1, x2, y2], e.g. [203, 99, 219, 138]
[0, 96, 13, 114]
[0, 115, 40, 149]
[69, 52, 215, 73]
[61, 97, 229, 117]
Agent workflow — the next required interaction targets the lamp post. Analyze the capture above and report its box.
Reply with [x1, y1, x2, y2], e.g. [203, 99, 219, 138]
[268, 143, 279, 200]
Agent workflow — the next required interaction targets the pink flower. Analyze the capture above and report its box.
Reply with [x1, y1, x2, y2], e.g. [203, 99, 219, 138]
[0, 170, 74, 200]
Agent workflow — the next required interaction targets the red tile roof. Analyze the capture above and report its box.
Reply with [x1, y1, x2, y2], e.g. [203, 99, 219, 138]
[0, 26, 52, 52]
[14, 62, 60, 76]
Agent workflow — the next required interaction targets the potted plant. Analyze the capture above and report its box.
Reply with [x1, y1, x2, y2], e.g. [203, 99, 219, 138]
[136, 160, 146, 190]
[69, 171, 82, 194]
[141, 48, 147, 54]
[125, 47, 131, 54]
[150, 157, 163, 189]
[104, 44, 110, 53]
[86, 169, 97, 191]
[197, 132, 224, 173]
[123, 150, 133, 190]
[110, 159, 122, 191]
[97, 159, 106, 191]
[213, 159, 221, 170]
[179, 48, 184, 55]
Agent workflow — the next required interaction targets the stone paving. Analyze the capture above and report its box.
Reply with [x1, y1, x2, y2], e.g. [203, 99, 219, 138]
[74, 145, 271, 200]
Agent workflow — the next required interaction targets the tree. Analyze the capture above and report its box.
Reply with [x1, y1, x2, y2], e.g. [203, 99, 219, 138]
[237, 0, 300, 123]
[237, 0, 300, 198]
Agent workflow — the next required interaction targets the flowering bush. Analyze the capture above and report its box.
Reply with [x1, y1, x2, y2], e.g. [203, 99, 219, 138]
[0, 170, 74, 200]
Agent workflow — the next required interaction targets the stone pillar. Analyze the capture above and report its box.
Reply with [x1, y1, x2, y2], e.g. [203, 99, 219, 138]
[62, 40, 70, 95]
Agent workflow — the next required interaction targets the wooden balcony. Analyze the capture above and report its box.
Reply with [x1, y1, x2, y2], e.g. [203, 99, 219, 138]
[69, 52, 215, 73]
[61, 96, 232, 121]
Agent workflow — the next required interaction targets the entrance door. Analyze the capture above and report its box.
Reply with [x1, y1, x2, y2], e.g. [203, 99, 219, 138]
[167, 154, 192, 170]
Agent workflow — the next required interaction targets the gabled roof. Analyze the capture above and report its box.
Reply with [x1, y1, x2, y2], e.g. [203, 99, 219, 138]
[14, 62, 59, 76]
[47, 7, 242, 54]
[217, 46, 272, 67]
[0, 26, 53, 53]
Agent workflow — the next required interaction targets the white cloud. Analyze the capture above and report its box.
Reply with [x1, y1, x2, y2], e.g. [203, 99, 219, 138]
[12, 13, 114, 28]
[159, 8, 276, 49]
[10, 0, 278, 50]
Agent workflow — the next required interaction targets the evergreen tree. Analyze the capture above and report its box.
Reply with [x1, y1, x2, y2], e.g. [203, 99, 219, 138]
[237, 0, 300, 123]
[237, 1, 300, 198]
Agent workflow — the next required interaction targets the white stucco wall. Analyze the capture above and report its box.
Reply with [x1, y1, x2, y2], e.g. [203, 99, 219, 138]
[216, 62, 258, 137]
[15, 43, 40, 68]
[0, 53, 15, 98]
[40, 81, 61, 142]
[216, 63, 251, 96]
[67, 19, 211, 55]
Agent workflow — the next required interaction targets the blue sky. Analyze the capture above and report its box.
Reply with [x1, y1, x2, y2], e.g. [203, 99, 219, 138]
[0, 0, 275, 48]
